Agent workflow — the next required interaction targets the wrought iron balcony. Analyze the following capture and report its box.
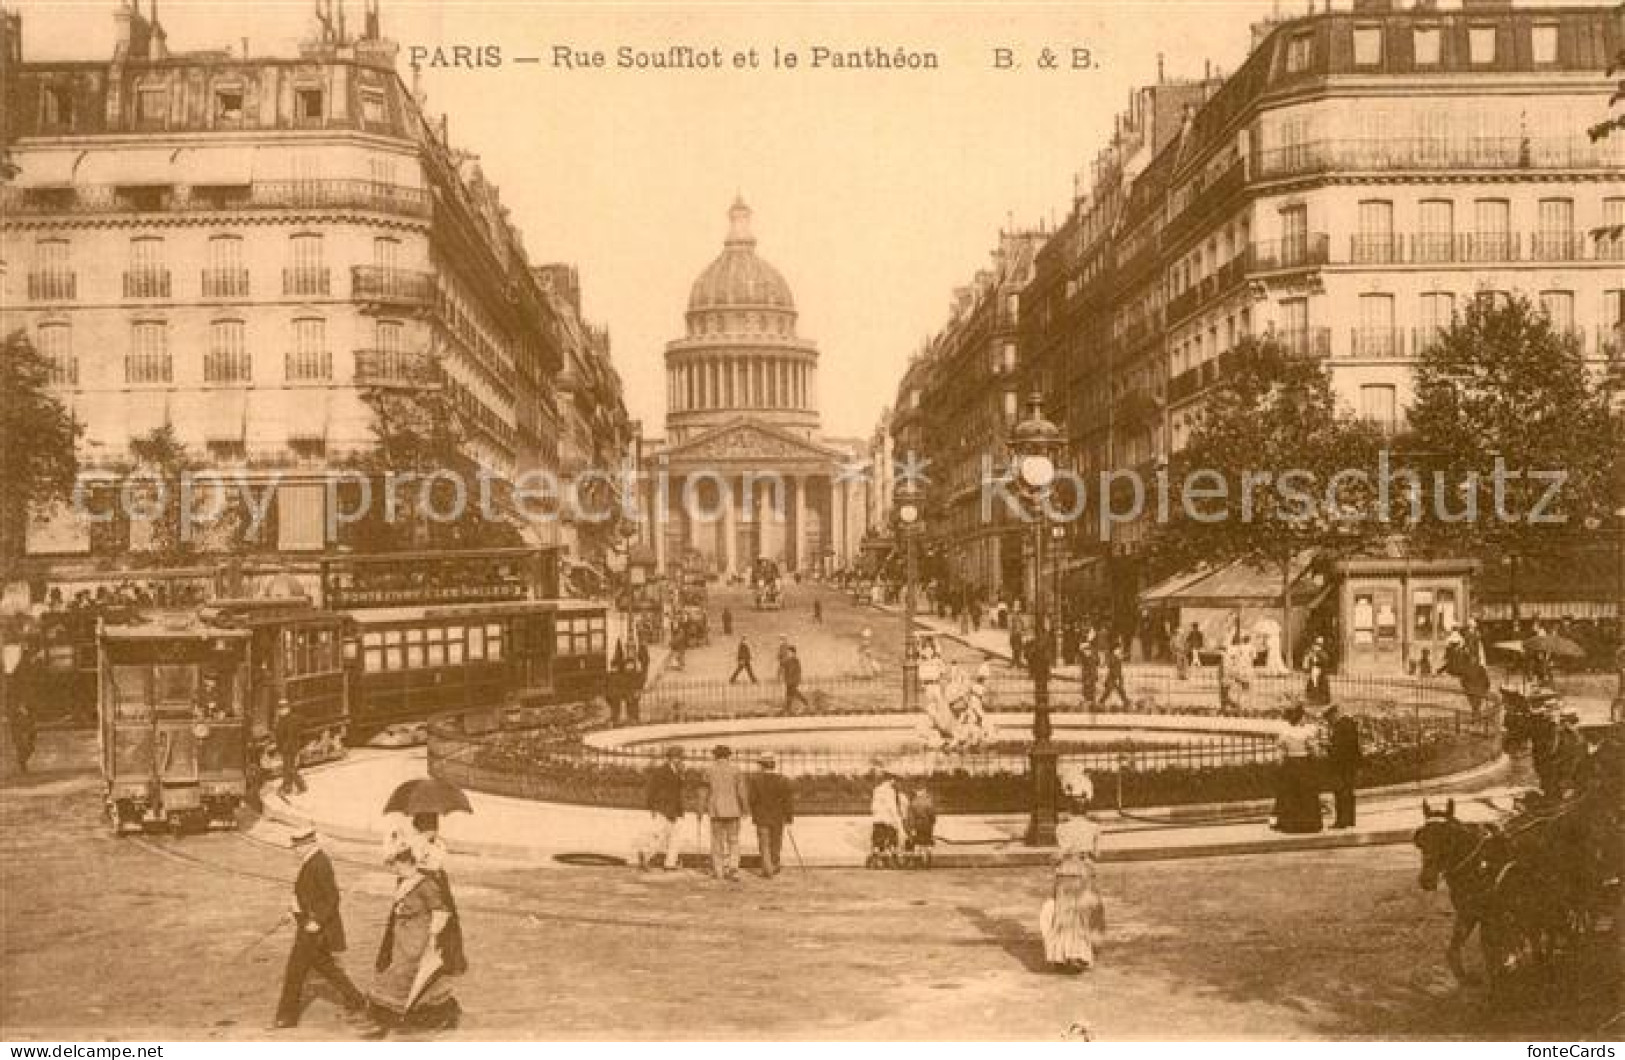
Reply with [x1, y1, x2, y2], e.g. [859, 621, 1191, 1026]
[285, 350, 333, 382]
[123, 269, 171, 299]
[1274, 327, 1331, 359]
[1253, 137, 1625, 180]
[1529, 231, 1588, 262]
[1349, 234, 1404, 265]
[1349, 328, 1405, 359]
[351, 265, 436, 307]
[200, 268, 249, 299]
[125, 353, 172, 385]
[27, 272, 76, 302]
[0, 180, 433, 219]
[203, 350, 253, 384]
[354, 348, 435, 388]
[1408, 232, 1520, 264]
[1249, 234, 1329, 272]
[283, 267, 331, 297]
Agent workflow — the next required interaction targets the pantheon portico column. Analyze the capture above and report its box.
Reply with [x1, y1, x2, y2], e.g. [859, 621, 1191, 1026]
[722, 476, 738, 576]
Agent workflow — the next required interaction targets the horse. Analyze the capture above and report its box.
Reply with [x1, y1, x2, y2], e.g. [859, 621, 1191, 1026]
[1413, 798, 1574, 1001]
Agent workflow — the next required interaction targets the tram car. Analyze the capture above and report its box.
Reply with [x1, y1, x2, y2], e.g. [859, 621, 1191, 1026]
[208, 596, 351, 773]
[97, 613, 252, 833]
[29, 610, 107, 726]
[345, 599, 611, 744]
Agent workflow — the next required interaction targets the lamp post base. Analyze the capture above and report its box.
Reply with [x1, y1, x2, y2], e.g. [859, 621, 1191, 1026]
[1025, 740, 1059, 846]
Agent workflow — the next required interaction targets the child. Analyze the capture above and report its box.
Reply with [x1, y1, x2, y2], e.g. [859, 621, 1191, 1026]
[904, 782, 938, 868]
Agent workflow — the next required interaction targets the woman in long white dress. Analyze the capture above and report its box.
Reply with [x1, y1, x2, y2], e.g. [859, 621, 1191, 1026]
[1040, 788, 1106, 973]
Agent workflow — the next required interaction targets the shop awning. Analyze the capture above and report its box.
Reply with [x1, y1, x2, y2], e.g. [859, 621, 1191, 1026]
[285, 391, 330, 443]
[78, 148, 177, 186]
[14, 150, 82, 188]
[1140, 554, 1327, 608]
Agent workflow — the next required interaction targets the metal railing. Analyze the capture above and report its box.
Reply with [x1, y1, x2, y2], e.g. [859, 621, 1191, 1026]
[200, 268, 249, 299]
[122, 269, 171, 299]
[26, 272, 76, 301]
[1349, 233, 1404, 265]
[1349, 327, 1405, 359]
[354, 348, 434, 387]
[284, 350, 332, 382]
[203, 350, 252, 384]
[125, 353, 172, 386]
[352, 265, 436, 306]
[0, 180, 433, 219]
[1250, 234, 1329, 271]
[283, 267, 331, 297]
[1408, 231, 1520, 264]
[44, 357, 78, 388]
[1253, 137, 1624, 180]
[1275, 326, 1332, 359]
[1529, 231, 1588, 262]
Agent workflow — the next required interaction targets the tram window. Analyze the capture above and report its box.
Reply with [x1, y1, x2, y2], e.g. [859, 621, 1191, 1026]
[364, 647, 384, 673]
[47, 645, 75, 670]
[426, 627, 446, 667]
[448, 637, 465, 665]
[385, 644, 404, 670]
[555, 626, 572, 657]
[590, 629, 606, 654]
[112, 665, 150, 722]
[486, 623, 504, 661]
[154, 664, 198, 717]
[315, 629, 336, 672]
[466, 625, 484, 660]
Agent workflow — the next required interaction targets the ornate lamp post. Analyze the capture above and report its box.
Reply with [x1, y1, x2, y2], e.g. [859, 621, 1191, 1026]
[1010, 392, 1064, 846]
[895, 479, 924, 714]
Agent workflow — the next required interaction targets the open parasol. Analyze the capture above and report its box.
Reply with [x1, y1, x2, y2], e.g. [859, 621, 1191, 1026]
[1495, 634, 1586, 659]
[382, 776, 473, 816]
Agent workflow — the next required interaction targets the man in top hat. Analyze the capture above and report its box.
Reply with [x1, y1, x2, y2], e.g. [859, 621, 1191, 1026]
[639, 746, 687, 871]
[700, 745, 750, 881]
[747, 753, 794, 878]
[274, 827, 366, 1029]
[1323, 703, 1362, 829]
[274, 700, 306, 798]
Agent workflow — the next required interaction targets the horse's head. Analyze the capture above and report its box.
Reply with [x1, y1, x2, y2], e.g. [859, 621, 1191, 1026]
[1413, 798, 1461, 892]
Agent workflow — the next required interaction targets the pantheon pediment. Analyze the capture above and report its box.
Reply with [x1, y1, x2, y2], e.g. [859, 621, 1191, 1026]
[662, 417, 845, 467]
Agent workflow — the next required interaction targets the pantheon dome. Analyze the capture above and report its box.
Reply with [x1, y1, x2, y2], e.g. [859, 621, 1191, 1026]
[665, 198, 820, 443]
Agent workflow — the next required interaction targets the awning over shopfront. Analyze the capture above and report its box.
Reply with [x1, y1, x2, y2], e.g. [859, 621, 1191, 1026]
[1140, 555, 1331, 651]
[14, 150, 82, 188]
[76, 148, 178, 186]
[1474, 546, 1619, 621]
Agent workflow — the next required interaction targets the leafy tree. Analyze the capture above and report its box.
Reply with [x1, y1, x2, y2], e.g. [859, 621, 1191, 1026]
[345, 370, 520, 552]
[0, 330, 81, 570]
[1148, 336, 1387, 665]
[1588, 1, 1625, 244]
[1403, 295, 1616, 568]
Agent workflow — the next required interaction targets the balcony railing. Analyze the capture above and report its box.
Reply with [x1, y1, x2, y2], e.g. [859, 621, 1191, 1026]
[352, 265, 436, 307]
[44, 357, 78, 388]
[125, 353, 172, 385]
[203, 350, 253, 384]
[1274, 326, 1331, 359]
[201, 268, 249, 299]
[1349, 327, 1405, 359]
[1253, 137, 1625, 180]
[283, 267, 331, 297]
[284, 350, 332, 382]
[0, 180, 433, 220]
[1408, 232, 1520, 265]
[1250, 234, 1329, 272]
[1349, 234, 1404, 265]
[1529, 231, 1587, 262]
[123, 269, 171, 299]
[27, 272, 76, 301]
[354, 348, 434, 387]
[1412, 326, 1449, 357]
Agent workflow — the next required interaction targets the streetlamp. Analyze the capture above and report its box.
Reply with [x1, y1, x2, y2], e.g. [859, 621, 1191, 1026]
[1010, 392, 1065, 846]
[895, 479, 924, 715]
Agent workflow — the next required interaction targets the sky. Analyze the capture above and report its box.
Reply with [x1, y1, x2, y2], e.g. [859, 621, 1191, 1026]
[17, 0, 1301, 438]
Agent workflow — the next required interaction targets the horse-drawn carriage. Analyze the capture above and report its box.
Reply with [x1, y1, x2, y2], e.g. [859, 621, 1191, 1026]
[754, 581, 784, 610]
[1414, 719, 1622, 1004]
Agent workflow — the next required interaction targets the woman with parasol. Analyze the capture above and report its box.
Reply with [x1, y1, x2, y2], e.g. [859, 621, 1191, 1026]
[362, 778, 471, 1038]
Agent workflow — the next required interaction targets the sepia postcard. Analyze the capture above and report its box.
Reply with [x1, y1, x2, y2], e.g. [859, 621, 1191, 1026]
[1, 0, 1622, 1047]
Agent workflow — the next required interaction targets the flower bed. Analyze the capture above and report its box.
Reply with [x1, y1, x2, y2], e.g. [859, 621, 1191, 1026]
[429, 705, 1501, 816]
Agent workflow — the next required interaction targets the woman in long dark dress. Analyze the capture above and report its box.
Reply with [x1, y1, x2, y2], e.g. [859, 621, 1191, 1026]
[365, 845, 466, 1036]
[1271, 705, 1324, 833]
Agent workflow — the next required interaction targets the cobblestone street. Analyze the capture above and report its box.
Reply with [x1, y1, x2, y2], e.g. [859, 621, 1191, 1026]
[2, 775, 1615, 1042]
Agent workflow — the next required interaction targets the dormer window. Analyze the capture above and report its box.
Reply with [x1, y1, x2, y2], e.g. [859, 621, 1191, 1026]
[296, 88, 324, 121]
[1532, 25, 1558, 64]
[137, 86, 167, 125]
[42, 85, 74, 129]
[1413, 26, 1441, 65]
[360, 88, 386, 124]
[215, 88, 244, 123]
[1353, 26, 1382, 66]
[1285, 32, 1313, 74]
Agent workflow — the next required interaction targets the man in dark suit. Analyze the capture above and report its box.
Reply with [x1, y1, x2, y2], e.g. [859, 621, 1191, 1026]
[747, 754, 794, 878]
[1324, 704, 1362, 829]
[274, 827, 366, 1029]
[782, 647, 809, 715]
[274, 701, 306, 797]
[639, 746, 686, 871]
[730, 637, 758, 684]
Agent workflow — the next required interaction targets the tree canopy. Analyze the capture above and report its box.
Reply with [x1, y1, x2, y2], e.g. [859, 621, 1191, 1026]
[1, 330, 81, 569]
